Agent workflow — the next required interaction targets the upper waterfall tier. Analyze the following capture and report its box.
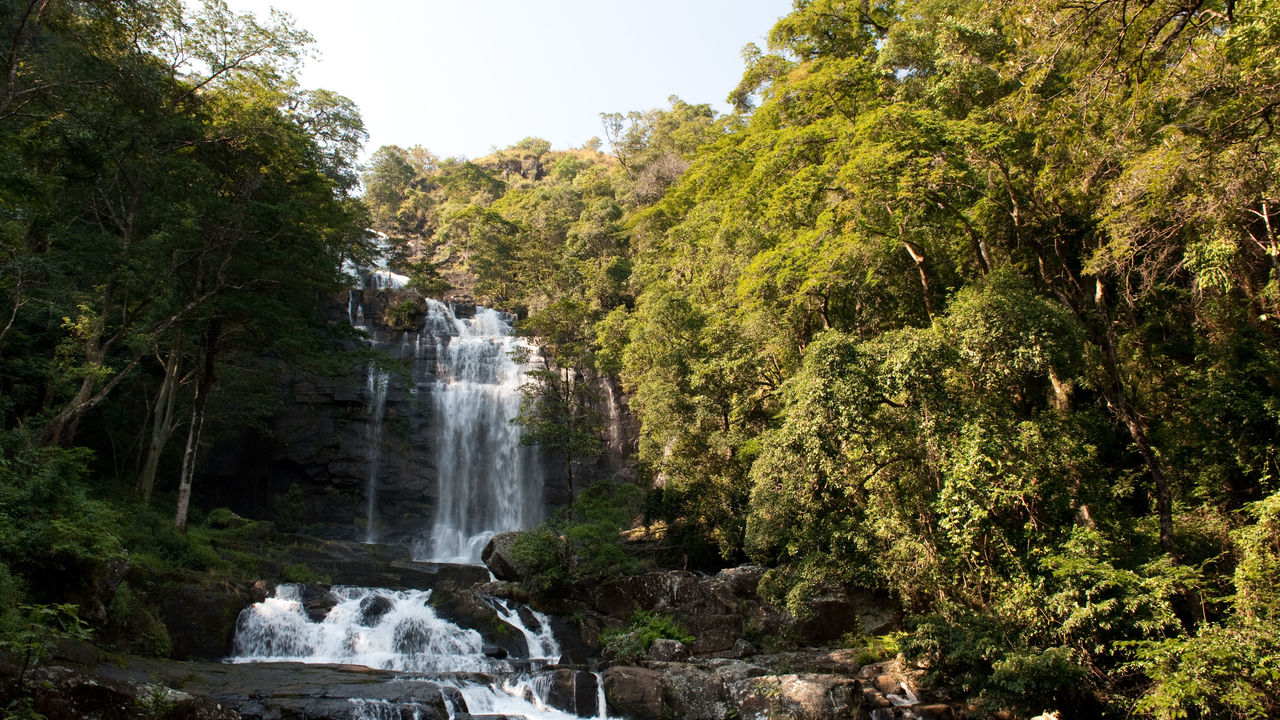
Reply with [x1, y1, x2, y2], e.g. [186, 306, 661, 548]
[416, 299, 542, 563]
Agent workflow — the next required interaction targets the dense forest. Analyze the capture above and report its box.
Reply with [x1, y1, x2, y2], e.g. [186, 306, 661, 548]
[2, 0, 1279, 718]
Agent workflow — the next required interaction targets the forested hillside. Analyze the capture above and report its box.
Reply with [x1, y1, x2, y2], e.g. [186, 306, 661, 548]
[2, 0, 1279, 717]
[0, 0, 372, 674]
[363, 1, 1280, 715]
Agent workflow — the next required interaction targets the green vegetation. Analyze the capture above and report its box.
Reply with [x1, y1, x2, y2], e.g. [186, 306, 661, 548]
[0, 0, 368, 675]
[508, 482, 641, 593]
[600, 610, 695, 664]
[2, 0, 1280, 717]
[360, 0, 1280, 715]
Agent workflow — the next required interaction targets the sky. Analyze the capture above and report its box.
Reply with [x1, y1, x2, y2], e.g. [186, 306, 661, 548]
[221, 0, 795, 161]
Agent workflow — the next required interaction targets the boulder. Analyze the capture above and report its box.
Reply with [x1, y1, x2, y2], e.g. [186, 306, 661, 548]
[647, 638, 690, 662]
[650, 662, 728, 720]
[794, 593, 862, 645]
[481, 532, 523, 582]
[358, 594, 394, 627]
[429, 590, 525, 659]
[728, 673, 863, 720]
[603, 666, 664, 720]
[296, 584, 339, 623]
[157, 582, 260, 660]
[546, 669, 601, 717]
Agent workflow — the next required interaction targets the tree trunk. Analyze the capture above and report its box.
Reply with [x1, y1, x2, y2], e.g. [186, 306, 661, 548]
[174, 323, 218, 531]
[902, 240, 936, 322]
[1048, 366, 1072, 414]
[1092, 279, 1177, 557]
[138, 348, 182, 504]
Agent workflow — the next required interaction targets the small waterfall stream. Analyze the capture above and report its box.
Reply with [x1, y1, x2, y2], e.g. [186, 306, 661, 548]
[362, 363, 391, 543]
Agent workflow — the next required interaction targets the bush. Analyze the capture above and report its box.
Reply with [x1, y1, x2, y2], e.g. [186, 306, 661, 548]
[1131, 491, 1280, 719]
[0, 436, 123, 600]
[508, 481, 641, 593]
[600, 610, 694, 664]
[509, 525, 569, 593]
[104, 581, 173, 658]
[1134, 623, 1280, 720]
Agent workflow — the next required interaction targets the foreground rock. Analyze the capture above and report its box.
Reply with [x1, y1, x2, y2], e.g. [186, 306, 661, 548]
[1, 663, 239, 720]
[603, 658, 864, 720]
[601, 652, 959, 720]
[89, 659, 459, 720]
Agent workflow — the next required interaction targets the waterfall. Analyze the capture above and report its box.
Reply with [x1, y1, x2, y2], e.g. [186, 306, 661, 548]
[232, 585, 492, 673]
[491, 598, 560, 661]
[417, 299, 541, 563]
[232, 585, 607, 720]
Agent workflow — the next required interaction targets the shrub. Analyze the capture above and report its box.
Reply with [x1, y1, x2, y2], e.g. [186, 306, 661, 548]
[600, 610, 695, 664]
[509, 481, 641, 593]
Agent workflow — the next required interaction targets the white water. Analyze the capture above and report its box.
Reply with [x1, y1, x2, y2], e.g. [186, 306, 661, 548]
[363, 363, 391, 543]
[417, 300, 541, 563]
[350, 698, 427, 720]
[232, 585, 492, 673]
[492, 598, 560, 661]
[232, 584, 607, 720]
[455, 679, 586, 720]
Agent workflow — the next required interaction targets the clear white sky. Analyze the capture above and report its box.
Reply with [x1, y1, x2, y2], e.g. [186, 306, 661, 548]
[222, 0, 795, 161]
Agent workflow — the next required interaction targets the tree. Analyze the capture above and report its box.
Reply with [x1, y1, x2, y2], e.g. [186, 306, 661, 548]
[513, 299, 605, 505]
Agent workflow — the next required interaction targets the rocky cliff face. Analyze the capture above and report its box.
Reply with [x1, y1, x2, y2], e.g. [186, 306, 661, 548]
[198, 287, 635, 547]
[201, 289, 448, 542]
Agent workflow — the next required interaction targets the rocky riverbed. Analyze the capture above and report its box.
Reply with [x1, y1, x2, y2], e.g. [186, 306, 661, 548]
[2, 531, 976, 720]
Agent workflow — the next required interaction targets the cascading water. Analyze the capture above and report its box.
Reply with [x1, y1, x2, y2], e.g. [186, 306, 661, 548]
[363, 363, 391, 543]
[417, 299, 541, 563]
[232, 584, 608, 720]
[247, 290, 592, 718]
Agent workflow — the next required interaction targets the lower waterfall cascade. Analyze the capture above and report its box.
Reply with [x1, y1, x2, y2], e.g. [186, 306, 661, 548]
[232, 584, 608, 720]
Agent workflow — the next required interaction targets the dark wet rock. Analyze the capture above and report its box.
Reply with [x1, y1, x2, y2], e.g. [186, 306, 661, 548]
[429, 590, 525, 660]
[546, 669, 601, 717]
[516, 605, 542, 632]
[482, 645, 508, 659]
[88, 659, 455, 720]
[51, 637, 103, 666]
[297, 584, 339, 623]
[358, 594, 394, 626]
[481, 532, 522, 582]
[158, 582, 261, 660]
[0, 664, 238, 720]
[794, 593, 862, 645]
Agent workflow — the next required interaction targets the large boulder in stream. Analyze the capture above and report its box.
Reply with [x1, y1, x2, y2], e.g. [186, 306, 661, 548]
[481, 532, 523, 582]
